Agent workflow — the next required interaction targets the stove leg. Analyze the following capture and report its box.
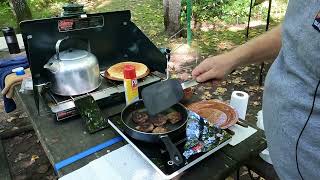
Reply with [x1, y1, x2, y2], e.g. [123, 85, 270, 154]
[236, 168, 240, 180]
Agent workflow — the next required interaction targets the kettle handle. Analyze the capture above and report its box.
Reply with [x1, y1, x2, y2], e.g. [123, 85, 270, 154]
[55, 36, 91, 60]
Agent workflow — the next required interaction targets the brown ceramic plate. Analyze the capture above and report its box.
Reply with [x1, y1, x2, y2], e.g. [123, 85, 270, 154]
[104, 61, 150, 81]
[187, 100, 238, 129]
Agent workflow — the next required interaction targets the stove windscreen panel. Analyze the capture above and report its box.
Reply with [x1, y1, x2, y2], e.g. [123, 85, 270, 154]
[20, 10, 167, 88]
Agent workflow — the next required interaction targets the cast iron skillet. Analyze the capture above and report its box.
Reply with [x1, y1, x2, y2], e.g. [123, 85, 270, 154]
[121, 99, 188, 166]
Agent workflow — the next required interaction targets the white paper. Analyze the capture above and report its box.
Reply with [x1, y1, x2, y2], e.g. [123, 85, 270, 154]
[255, 110, 272, 164]
[228, 124, 257, 146]
[88, 155, 122, 180]
[59, 162, 100, 180]
[59, 144, 163, 180]
[230, 91, 249, 120]
[260, 148, 273, 164]
[102, 144, 163, 180]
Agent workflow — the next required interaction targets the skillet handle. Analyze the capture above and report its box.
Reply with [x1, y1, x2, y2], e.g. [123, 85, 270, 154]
[159, 135, 184, 166]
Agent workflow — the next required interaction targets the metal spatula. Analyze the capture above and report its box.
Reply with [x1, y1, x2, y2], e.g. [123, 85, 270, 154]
[141, 79, 198, 115]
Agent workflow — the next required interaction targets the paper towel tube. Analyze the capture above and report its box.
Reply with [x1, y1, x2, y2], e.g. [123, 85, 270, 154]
[230, 91, 249, 120]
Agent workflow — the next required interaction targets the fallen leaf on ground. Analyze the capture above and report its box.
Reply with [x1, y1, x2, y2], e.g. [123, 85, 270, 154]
[232, 70, 242, 75]
[232, 77, 244, 84]
[37, 164, 49, 174]
[28, 155, 39, 166]
[7, 116, 16, 122]
[31, 155, 39, 162]
[18, 112, 28, 119]
[200, 95, 207, 100]
[213, 87, 227, 95]
[253, 101, 260, 106]
[14, 153, 29, 162]
[241, 66, 250, 72]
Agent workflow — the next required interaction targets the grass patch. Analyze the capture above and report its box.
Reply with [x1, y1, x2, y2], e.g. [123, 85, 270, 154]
[94, 0, 166, 47]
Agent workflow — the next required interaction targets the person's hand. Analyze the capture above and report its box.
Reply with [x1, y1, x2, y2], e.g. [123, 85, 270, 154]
[192, 53, 236, 82]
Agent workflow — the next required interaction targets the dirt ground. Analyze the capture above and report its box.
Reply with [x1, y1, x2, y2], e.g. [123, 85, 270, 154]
[0, 101, 57, 180]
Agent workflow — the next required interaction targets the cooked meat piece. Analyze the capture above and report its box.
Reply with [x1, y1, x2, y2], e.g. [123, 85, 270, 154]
[150, 114, 168, 126]
[135, 122, 154, 132]
[167, 112, 181, 124]
[132, 111, 149, 124]
[152, 126, 168, 133]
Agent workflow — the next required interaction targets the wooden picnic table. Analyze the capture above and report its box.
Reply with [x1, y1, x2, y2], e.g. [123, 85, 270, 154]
[15, 87, 267, 179]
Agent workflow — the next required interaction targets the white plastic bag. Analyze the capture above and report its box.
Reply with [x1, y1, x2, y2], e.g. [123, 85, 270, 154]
[256, 110, 272, 164]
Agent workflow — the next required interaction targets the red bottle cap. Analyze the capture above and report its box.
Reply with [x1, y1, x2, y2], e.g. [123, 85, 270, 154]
[123, 65, 137, 79]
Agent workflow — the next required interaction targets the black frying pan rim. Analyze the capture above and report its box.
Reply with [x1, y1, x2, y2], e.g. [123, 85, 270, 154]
[121, 100, 188, 135]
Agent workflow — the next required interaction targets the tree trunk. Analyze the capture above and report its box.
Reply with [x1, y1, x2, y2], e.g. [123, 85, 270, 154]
[163, 0, 181, 36]
[9, 0, 32, 24]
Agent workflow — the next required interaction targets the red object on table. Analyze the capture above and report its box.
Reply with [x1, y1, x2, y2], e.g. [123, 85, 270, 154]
[123, 65, 137, 79]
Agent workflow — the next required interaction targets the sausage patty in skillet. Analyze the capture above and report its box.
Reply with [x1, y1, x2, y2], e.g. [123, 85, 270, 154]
[132, 111, 149, 124]
[150, 114, 168, 126]
[135, 122, 154, 132]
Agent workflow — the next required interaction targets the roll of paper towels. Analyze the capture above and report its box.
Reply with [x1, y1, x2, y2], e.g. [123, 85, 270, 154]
[230, 91, 249, 120]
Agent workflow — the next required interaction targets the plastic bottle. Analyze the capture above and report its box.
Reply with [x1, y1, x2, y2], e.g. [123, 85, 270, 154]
[123, 65, 139, 105]
[12, 67, 25, 76]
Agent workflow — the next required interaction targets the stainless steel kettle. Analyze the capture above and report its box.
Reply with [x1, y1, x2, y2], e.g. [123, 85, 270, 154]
[44, 37, 101, 96]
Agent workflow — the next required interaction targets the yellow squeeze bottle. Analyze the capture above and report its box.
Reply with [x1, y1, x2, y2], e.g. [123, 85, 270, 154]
[123, 65, 139, 105]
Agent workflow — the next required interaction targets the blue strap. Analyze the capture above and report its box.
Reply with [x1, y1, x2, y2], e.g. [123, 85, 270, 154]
[54, 136, 123, 172]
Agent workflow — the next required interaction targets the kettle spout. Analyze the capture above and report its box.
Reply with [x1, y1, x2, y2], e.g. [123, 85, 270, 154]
[43, 62, 51, 69]
[43, 61, 59, 73]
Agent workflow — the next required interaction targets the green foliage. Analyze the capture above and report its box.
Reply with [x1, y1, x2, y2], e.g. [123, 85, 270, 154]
[0, 0, 69, 33]
[191, 0, 225, 21]
[181, 0, 269, 25]
[221, 0, 252, 24]
[96, 0, 166, 46]
[0, 1, 17, 29]
[181, 0, 227, 24]
[28, 0, 68, 18]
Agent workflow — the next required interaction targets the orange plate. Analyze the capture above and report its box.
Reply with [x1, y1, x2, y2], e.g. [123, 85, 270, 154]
[104, 61, 150, 81]
[187, 100, 238, 129]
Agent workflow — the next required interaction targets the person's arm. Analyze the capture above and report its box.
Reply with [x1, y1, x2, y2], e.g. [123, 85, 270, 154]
[192, 24, 282, 82]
